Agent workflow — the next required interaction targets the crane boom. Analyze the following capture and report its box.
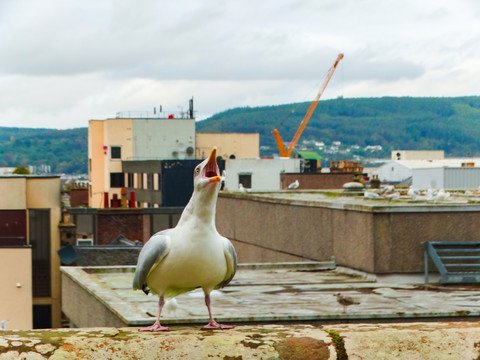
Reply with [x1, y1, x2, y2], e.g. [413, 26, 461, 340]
[273, 53, 344, 158]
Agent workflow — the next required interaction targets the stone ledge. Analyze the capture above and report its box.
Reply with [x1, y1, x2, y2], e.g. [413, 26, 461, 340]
[1, 322, 479, 359]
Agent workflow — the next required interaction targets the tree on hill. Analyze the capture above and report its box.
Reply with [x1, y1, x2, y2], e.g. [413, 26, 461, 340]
[13, 166, 30, 175]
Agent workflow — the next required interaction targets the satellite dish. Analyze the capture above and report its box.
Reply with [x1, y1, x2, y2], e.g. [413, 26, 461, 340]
[172, 151, 178, 158]
[186, 146, 194, 156]
[57, 244, 78, 265]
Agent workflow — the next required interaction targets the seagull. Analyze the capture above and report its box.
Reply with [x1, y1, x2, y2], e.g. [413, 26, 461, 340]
[426, 187, 437, 201]
[433, 188, 450, 203]
[238, 183, 251, 193]
[384, 192, 400, 200]
[364, 191, 380, 199]
[407, 186, 420, 200]
[133, 147, 237, 332]
[288, 180, 299, 190]
[334, 293, 360, 314]
[380, 184, 395, 195]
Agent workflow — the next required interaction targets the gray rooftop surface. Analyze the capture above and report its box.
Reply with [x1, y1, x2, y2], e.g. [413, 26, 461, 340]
[221, 190, 480, 213]
[61, 262, 480, 327]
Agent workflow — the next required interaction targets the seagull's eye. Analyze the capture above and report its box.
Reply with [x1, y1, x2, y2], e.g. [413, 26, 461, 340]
[194, 167, 201, 176]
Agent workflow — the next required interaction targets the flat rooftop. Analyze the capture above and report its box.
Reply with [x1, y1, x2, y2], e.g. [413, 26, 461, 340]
[61, 262, 480, 327]
[221, 190, 480, 211]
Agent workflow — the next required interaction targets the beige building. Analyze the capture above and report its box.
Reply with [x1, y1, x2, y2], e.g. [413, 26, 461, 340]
[196, 133, 260, 159]
[88, 115, 196, 208]
[392, 150, 445, 161]
[0, 176, 62, 329]
[88, 114, 260, 208]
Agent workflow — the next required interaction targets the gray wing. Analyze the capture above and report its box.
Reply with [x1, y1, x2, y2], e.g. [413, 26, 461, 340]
[216, 237, 237, 289]
[132, 230, 171, 294]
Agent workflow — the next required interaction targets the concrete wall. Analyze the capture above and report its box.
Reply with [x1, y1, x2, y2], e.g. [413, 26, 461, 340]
[0, 247, 32, 330]
[216, 193, 334, 263]
[196, 133, 260, 159]
[216, 192, 480, 273]
[73, 246, 142, 266]
[3, 323, 480, 359]
[62, 273, 126, 328]
[0, 177, 27, 209]
[133, 118, 195, 160]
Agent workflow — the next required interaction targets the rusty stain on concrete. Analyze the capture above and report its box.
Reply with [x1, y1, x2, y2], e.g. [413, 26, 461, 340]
[274, 336, 331, 360]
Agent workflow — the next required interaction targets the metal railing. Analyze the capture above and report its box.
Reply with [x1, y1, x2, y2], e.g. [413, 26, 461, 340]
[424, 241, 480, 283]
[115, 110, 193, 119]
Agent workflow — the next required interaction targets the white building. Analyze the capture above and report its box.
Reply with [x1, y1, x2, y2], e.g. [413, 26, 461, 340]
[0, 167, 16, 175]
[224, 158, 301, 191]
[412, 167, 480, 190]
[372, 158, 480, 189]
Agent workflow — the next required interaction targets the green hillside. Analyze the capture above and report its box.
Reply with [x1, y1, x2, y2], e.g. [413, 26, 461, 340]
[1, 96, 480, 174]
[196, 96, 480, 160]
[0, 127, 87, 174]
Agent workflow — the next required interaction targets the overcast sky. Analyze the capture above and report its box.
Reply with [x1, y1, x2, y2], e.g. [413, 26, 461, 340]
[1, 0, 479, 129]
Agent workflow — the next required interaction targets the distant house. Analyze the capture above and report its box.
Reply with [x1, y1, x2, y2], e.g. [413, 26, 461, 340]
[391, 150, 444, 161]
[297, 151, 322, 173]
[224, 158, 301, 191]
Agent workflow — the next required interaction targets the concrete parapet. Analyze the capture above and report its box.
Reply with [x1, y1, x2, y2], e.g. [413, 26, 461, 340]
[0, 322, 479, 359]
[216, 191, 480, 273]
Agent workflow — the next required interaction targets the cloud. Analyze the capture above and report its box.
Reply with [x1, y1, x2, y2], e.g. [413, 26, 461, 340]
[0, 0, 479, 128]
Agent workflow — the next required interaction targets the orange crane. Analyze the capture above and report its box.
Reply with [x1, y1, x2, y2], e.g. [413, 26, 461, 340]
[272, 53, 344, 158]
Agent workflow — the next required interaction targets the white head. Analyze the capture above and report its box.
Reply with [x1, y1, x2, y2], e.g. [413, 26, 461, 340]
[177, 147, 223, 226]
[193, 147, 221, 191]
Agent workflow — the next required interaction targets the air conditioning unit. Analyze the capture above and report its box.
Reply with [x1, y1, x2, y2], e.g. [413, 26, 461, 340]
[76, 238, 94, 246]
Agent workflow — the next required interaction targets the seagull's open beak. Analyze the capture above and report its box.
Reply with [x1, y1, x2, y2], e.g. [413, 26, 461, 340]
[205, 147, 221, 183]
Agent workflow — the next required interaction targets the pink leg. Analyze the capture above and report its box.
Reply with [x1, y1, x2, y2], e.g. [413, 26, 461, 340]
[202, 292, 234, 330]
[139, 296, 170, 332]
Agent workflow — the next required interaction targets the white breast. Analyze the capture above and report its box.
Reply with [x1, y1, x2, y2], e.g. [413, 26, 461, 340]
[146, 228, 227, 296]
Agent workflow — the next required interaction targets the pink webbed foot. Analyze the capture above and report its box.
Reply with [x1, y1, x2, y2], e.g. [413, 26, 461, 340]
[139, 323, 169, 332]
[202, 320, 234, 330]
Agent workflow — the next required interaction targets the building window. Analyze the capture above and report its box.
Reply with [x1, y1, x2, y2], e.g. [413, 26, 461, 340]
[33, 305, 52, 329]
[127, 173, 134, 188]
[29, 209, 51, 298]
[147, 174, 154, 190]
[110, 172, 125, 188]
[111, 146, 121, 159]
[239, 174, 252, 189]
